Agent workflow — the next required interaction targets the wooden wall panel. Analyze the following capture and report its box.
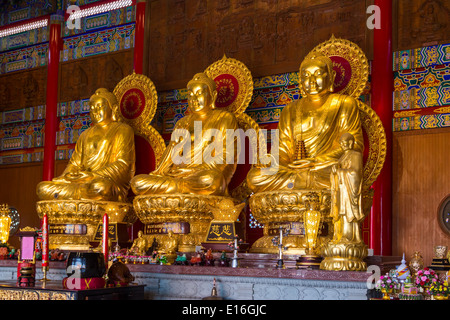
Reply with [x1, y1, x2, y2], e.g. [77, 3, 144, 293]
[0, 162, 43, 248]
[0, 67, 47, 112]
[0, 160, 68, 249]
[146, 0, 371, 91]
[394, 0, 450, 51]
[393, 128, 450, 267]
[59, 49, 134, 102]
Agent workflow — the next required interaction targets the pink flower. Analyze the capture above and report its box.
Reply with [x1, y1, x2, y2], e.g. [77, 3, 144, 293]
[421, 276, 427, 282]
[424, 270, 430, 275]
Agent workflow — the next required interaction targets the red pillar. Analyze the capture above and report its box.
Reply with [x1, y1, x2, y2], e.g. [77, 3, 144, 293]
[42, 15, 62, 181]
[130, 0, 148, 241]
[133, 0, 146, 74]
[370, 0, 393, 256]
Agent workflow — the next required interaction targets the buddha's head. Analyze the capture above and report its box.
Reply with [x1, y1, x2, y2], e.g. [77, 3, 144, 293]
[339, 132, 355, 151]
[187, 73, 217, 114]
[299, 54, 336, 98]
[89, 88, 119, 125]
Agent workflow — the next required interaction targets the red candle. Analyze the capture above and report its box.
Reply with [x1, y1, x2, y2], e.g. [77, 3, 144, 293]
[42, 214, 49, 267]
[102, 213, 109, 267]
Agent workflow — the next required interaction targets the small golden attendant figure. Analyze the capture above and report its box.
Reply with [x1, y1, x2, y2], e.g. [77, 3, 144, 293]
[330, 132, 364, 244]
[37, 88, 136, 202]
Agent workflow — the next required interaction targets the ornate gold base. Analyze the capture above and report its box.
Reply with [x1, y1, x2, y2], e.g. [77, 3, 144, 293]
[248, 190, 332, 255]
[134, 194, 235, 253]
[36, 200, 135, 251]
[49, 234, 93, 251]
[320, 240, 368, 271]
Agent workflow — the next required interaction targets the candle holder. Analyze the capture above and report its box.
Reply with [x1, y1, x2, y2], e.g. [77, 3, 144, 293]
[40, 265, 50, 282]
[272, 226, 290, 269]
[227, 235, 242, 268]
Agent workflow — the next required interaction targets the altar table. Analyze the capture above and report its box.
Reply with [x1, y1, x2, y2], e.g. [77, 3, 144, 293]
[0, 280, 145, 300]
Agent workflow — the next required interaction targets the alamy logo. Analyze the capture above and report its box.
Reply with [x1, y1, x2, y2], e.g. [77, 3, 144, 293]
[366, 5, 381, 30]
[66, 5, 81, 30]
[171, 121, 279, 176]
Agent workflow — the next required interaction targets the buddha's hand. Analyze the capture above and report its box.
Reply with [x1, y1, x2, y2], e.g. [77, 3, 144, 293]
[168, 167, 193, 177]
[64, 170, 94, 182]
[288, 158, 316, 169]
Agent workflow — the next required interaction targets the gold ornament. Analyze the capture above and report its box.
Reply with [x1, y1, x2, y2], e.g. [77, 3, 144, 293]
[209, 198, 245, 222]
[0, 204, 11, 244]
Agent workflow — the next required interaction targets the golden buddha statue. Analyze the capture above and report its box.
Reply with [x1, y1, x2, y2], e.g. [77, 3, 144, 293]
[248, 36, 385, 271]
[37, 88, 136, 202]
[130, 230, 148, 256]
[247, 54, 363, 192]
[132, 72, 241, 252]
[36, 88, 136, 250]
[131, 72, 239, 196]
[247, 53, 364, 257]
[330, 132, 364, 244]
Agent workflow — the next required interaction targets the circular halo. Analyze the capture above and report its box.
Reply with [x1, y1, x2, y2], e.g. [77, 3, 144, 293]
[357, 100, 386, 193]
[305, 35, 369, 98]
[113, 72, 158, 126]
[204, 55, 254, 115]
[114, 72, 166, 166]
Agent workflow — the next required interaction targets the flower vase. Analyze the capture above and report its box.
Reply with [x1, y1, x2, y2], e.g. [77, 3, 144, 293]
[381, 289, 391, 300]
[432, 295, 447, 300]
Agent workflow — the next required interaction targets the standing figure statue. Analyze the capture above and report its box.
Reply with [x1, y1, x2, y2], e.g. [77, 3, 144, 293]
[37, 88, 136, 202]
[330, 132, 364, 243]
[247, 53, 363, 192]
[131, 72, 239, 196]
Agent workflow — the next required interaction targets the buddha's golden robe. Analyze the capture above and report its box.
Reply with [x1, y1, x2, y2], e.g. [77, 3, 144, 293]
[247, 94, 363, 192]
[131, 109, 238, 196]
[37, 121, 135, 202]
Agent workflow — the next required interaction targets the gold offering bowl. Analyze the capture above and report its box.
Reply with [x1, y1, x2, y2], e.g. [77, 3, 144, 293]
[248, 190, 332, 255]
[133, 193, 233, 252]
[36, 200, 135, 250]
[210, 198, 244, 222]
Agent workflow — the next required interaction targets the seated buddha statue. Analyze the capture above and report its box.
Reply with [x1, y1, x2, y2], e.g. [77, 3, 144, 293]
[131, 72, 239, 196]
[247, 53, 364, 193]
[130, 230, 148, 256]
[37, 88, 136, 202]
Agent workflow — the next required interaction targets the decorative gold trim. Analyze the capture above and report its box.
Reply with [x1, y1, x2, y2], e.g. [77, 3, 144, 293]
[358, 100, 387, 195]
[36, 200, 136, 226]
[306, 35, 369, 99]
[19, 226, 37, 232]
[0, 288, 75, 300]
